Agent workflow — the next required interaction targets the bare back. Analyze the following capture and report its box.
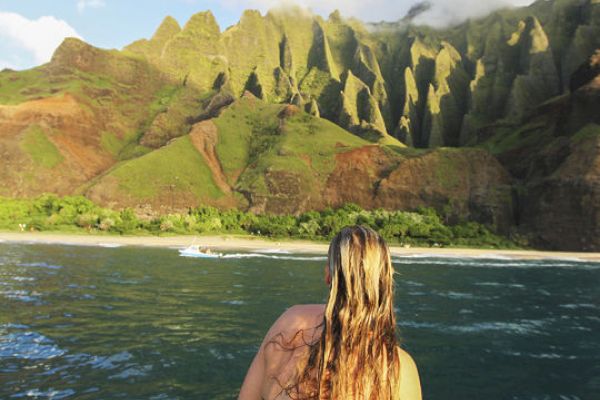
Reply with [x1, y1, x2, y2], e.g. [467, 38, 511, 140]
[239, 305, 422, 400]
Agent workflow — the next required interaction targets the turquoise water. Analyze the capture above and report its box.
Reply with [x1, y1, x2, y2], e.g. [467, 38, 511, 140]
[0, 243, 599, 399]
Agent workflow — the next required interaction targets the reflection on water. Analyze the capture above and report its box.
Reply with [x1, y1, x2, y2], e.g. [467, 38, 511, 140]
[0, 243, 599, 399]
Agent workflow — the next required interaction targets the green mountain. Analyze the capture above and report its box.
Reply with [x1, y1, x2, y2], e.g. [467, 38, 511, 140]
[0, 0, 599, 250]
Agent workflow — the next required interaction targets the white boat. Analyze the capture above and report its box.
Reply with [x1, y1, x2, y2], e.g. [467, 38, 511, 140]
[179, 245, 222, 258]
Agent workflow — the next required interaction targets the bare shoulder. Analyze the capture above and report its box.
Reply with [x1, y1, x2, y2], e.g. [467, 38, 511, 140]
[265, 304, 325, 339]
[265, 304, 325, 343]
[240, 305, 325, 399]
[284, 304, 326, 321]
[397, 347, 422, 400]
[397, 347, 418, 369]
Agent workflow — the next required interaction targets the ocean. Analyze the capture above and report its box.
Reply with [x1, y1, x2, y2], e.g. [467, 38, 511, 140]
[1, 242, 599, 399]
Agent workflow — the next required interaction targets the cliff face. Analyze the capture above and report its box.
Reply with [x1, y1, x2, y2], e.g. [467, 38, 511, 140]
[482, 49, 600, 251]
[323, 146, 514, 233]
[519, 135, 600, 251]
[0, 0, 599, 250]
[121, 0, 600, 150]
[81, 96, 513, 230]
[0, 39, 171, 197]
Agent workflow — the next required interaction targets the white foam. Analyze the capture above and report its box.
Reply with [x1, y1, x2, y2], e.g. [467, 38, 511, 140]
[220, 253, 326, 261]
[0, 329, 65, 360]
[11, 276, 36, 282]
[97, 243, 123, 248]
[391, 257, 600, 269]
[559, 303, 598, 310]
[15, 389, 76, 399]
[109, 364, 152, 380]
[253, 248, 292, 254]
[18, 262, 62, 270]
[394, 253, 513, 260]
[474, 282, 526, 289]
[221, 300, 246, 305]
[398, 318, 549, 336]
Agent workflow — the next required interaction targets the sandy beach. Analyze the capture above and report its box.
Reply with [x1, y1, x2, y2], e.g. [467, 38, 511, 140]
[1, 231, 599, 261]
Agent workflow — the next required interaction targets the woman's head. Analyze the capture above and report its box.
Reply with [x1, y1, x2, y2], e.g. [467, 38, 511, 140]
[295, 226, 400, 399]
[326, 225, 395, 316]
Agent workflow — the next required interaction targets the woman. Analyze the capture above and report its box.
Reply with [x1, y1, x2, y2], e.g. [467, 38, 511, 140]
[239, 226, 422, 400]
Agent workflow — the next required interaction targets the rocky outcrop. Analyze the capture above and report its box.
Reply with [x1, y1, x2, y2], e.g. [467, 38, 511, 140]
[519, 136, 600, 251]
[125, 16, 181, 60]
[570, 49, 600, 92]
[484, 49, 600, 250]
[323, 146, 514, 232]
[50, 38, 164, 87]
[189, 120, 231, 194]
[0, 94, 107, 197]
[119, 1, 598, 152]
[338, 71, 389, 141]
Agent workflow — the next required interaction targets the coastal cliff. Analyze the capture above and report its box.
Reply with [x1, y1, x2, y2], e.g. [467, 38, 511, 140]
[0, 0, 599, 250]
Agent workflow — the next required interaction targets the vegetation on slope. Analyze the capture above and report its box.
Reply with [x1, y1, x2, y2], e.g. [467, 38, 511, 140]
[85, 135, 224, 206]
[83, 95, 376, 212]
[0, 195, 522, 249]
[213, 96, 372, 211]
[19, 125, 64, 169]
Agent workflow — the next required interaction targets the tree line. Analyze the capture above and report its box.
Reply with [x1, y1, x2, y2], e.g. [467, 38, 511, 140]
[0, 194, 521, 248]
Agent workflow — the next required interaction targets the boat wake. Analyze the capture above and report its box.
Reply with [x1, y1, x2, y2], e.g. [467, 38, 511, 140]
[177, 249, 600, 267]
[220, 253, 327, 261]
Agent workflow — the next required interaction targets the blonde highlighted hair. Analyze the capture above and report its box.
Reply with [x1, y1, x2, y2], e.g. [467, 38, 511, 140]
[285, 225, 401, 399]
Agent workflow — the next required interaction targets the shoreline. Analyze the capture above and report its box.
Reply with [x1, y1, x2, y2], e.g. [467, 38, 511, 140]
[1, 231, 599, 261]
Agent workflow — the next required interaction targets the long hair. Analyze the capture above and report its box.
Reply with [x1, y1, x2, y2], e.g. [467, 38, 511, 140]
[283, 225, 401, 399]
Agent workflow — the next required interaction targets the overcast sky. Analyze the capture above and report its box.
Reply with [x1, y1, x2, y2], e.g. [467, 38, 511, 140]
[0, 0, 534, 70]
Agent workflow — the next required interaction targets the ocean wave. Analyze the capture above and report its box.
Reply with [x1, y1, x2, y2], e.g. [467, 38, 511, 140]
[109, 364, 153, 380]
[391, 257, 600, 269]
[1, 289, 43, 303]
[0, 327, 66, 360]
[398, 318, 549, 336]
[83, 351, 133, 370]
[474, 282, 526, 289]
[11, 276, 36, 282]
[501, 350, 578, 360]
[392, 253, 595, 263]
[403, 280, 425, 287]
[10, 388, 75, 399]
[432, 290, 481, 300]
[221, 300, 246, 305]
[2, 323, 29, 329]
[559, 303, 598, 310]
[449, 320, 548, 335]
[209, 347, 235, 360]
[18, 262, 62, 270]
[395, 253, 513, 260]
[75, 351, 154, 380]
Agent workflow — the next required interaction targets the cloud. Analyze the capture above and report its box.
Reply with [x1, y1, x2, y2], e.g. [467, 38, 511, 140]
[0, 12, 82, 69]
[77, 0, 106, 13]
[412, 0, 535, 27]
[219, 0, 534, 25]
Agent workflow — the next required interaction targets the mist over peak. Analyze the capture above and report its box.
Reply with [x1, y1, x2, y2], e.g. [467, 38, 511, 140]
[410, 0, 535, 27]
[223, 0, 535, 27]
[401, 1, 433, 22]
